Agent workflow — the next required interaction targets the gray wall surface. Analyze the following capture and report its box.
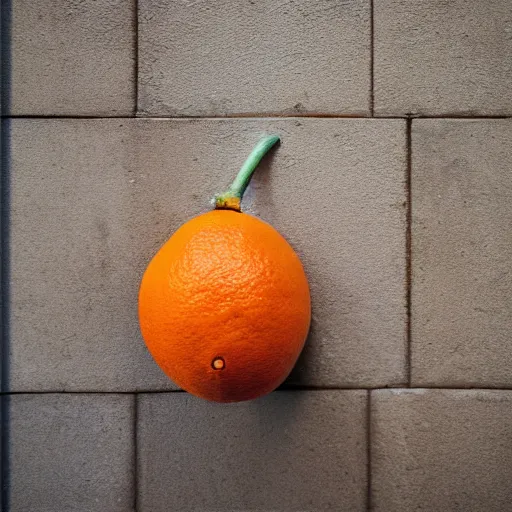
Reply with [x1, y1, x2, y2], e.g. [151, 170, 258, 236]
[1, 0, 511, 511]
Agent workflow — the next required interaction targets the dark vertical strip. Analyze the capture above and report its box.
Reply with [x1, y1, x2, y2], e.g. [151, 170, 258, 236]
[369, 0, 374, 116]
[1, 1, 12, 510]
[406, 118, 412, 386]
[133, 0, 139, 116]
[366, 390, 372, 511]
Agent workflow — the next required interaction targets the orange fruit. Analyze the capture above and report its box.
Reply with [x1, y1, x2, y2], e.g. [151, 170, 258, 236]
[138, 136, 311, 402]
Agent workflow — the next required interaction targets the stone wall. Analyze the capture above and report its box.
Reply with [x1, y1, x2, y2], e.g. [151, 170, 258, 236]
[2, 0, 511, 510]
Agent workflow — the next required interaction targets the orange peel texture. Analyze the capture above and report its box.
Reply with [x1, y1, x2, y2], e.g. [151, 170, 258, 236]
[138, 209, 311, 402]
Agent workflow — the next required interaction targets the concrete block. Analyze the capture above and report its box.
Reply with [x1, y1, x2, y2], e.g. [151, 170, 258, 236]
[411, 119, 512, 386]
[374, 0, 512, 116]
[9, 0, 135, 115]
[9, 118, 406, 391]
[371, 389, 512, 512]
[9, 119, 175, 391]
[138, 0, 370, 116]
[138, 390, 367, 511]
[8, 393, 135, 511]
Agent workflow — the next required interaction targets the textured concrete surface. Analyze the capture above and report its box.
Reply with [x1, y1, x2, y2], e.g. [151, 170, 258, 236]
[372, 389, 512, 512]
[138, 0, 370, 116]
[9, 0, 135, 115]
[138, 390, 367, 512]
[8, 394, 135, 512]
[8, 119, 175, 391]
[9, 118, 406, 391]
[374, 0, 512, 116]
[411, 120, 512, 387]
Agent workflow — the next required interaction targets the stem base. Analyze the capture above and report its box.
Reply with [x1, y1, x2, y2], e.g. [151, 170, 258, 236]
[215, 195, 241, 212]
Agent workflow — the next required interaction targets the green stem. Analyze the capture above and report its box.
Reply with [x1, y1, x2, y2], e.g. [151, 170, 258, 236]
[215, 134, 280, 211]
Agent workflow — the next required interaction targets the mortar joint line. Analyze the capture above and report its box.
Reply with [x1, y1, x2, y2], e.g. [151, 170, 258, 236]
[366, 390, 372, 511]
[406, 117, 413, 387]
[133, 393, 139, 512]
[133, 0, 139, 117]
[369, 0, 375, 117]
[2, 114, 511, 120]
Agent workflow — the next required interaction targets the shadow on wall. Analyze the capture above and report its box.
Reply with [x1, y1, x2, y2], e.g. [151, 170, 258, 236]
[254, 390, 308, 437]
[1, 0, 12, 509]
